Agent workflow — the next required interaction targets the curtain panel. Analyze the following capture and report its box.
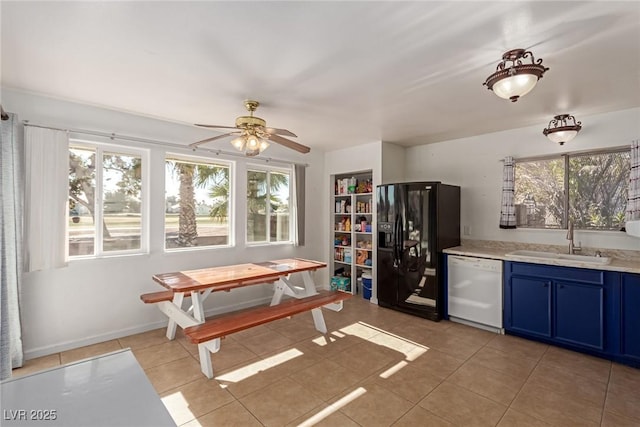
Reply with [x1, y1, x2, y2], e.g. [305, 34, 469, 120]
[626, 139, 639, 222]
[24, 126, 69, 272]
[1, 112, 25, 378]
[292, 164, 306, 246]
[499, 156, 517, 229]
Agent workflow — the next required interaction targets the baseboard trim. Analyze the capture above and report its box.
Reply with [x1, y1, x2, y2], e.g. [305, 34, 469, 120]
[23, 296, 273, 360]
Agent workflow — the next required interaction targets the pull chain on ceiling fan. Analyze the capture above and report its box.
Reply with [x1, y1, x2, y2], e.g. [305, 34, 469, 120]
[190, 100, 310, 156]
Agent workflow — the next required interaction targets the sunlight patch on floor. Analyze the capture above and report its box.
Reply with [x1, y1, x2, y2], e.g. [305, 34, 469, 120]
[339, 321, 429, 359]
[379, 360, 409, 379]
[296, 387, 367, 427]
[214, 348, 303, 383]
[161, 391, 197, 426]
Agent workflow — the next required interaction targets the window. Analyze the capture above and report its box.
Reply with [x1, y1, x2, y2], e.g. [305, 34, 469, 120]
[165, 156, 231, 249]
[68, 142, 146, 257]
[247, 167, 291, 243]
[514, 148, 630, 230]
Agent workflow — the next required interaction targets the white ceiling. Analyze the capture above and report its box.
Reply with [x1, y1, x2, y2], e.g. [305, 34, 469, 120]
[2, 1, 639, 152]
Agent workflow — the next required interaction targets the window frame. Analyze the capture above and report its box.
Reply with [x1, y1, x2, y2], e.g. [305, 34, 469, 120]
[246, 164, 294, 246]
[163, 153, 235, 252]
[514, 146, 630, 231]
[68, 139, 149, 259]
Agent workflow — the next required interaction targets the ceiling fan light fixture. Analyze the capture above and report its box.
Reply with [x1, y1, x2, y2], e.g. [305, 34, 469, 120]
[230, 136, 246, 151]
[245, 133, 261, 150]
[483, 49, 549, 102]
[543, 114, 582, 145]
[258, 139, 270, 152]
[192, 99, 310, 154]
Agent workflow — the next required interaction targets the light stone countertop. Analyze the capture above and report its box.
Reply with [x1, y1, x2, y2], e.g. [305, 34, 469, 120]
[443, 240, 640, 274]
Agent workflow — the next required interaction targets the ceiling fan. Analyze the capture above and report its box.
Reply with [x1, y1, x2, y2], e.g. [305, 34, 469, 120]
[189, 100, 310, 156]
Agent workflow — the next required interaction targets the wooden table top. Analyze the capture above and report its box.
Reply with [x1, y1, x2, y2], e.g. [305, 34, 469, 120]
[153, 258, 327, 293]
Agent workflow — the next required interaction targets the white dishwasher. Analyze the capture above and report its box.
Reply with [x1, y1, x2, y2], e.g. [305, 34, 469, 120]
[447, 255, 503, 332]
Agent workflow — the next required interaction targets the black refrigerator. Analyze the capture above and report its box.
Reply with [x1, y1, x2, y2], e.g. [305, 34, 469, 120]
[376, 182, 460, 321]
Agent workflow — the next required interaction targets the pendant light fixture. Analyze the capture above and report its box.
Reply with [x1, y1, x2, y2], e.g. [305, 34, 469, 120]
[543, 114, 582, 145]
[483, 49, 549, 102]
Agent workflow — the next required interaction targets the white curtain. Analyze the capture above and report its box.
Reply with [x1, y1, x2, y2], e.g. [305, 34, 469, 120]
[626, 139, 640, 222]
[499, 156, 517, 229]
[24, 126, 69, 272]
[1, 112, 24, 378]
[291, 164, 306, 246]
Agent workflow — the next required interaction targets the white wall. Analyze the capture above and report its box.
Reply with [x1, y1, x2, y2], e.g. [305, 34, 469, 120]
[4, 88, 327, 358]
[381, 142, 405, 184]
[404, 107, 640, 251]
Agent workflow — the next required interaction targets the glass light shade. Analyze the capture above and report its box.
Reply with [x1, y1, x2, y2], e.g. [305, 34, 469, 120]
[230, 136, 246, 151]
[258, 139, 270, 153]
[492, 73, 538, 100]
[246, 134, 260, 150]
[546, 130, 578, 145]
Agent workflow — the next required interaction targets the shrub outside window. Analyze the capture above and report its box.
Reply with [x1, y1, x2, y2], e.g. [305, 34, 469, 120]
[514, 149, 630, 230]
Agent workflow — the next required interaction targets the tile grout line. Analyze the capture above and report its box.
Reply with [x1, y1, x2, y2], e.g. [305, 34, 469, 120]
[600, 362, 613, 426]
[499, 343, 555, 426]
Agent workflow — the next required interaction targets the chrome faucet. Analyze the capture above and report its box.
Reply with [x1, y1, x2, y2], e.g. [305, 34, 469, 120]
[567, 221, 582, 254]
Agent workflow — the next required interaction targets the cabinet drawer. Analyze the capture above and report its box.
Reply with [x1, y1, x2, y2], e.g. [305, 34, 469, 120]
[508, 262, 604, 285]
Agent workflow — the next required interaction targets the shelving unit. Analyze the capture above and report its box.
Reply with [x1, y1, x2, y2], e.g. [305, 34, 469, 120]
[330, 171, 374, 296]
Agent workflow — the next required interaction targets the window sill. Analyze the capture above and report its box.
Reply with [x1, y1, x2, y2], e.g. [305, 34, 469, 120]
[68, 251, 150, 262]
[164, 244, 234, 253]
[245, 241, 294, 248]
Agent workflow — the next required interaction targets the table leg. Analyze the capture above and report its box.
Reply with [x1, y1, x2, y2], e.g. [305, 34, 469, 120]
[301, 271, 318, 296]
[198, 339, 220, 379]
[166, 292, 185, 340]
[191, 290, 205, 322]
[311, 308, 328, 333]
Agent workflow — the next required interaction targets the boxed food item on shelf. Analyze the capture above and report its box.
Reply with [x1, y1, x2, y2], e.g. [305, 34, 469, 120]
[344, 248, 352, 263]
[331, 276, 351, 292]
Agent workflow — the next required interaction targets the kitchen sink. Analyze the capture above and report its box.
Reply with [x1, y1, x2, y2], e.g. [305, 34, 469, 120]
[506, 250, 611, 265]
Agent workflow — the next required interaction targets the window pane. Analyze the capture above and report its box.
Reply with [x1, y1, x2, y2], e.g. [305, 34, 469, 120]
[69, 147, 96, 256]
[165, 158, 230, 249]
[569, 151, 630, 230]
[270, 171, 290, 242]
[103, 153, 142, 252]
[515, 159, 565, 228]
[247, 170, 267, 242]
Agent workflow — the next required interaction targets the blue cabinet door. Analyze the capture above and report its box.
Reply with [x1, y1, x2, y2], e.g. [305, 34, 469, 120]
[554, 281, 604, 350]
[507, 276, 551, 337]
[621, 273, 640, 361]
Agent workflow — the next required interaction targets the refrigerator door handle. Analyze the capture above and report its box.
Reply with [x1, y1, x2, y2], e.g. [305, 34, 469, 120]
[394, 214, 403, 267]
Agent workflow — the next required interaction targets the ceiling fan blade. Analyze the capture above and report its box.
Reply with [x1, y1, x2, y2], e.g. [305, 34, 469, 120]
[189, 132, 240, 148]
[268, 134, 310, 154]
[195, 124, 240, 130]
[265, 127, 298, 138]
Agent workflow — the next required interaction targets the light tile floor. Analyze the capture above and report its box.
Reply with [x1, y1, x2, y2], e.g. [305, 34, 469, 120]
[13, 297, 640, 426]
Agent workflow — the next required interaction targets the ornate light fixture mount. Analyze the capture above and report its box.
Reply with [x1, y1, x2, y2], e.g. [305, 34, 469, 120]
[543, 114, 582, 145]
[483, 49, 549, 102]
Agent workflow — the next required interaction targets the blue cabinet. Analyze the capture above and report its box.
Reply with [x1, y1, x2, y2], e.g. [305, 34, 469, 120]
[621, 273, 640, 363]
[504, 262, 613, 356]
[507, 277, 551, 337]
[504, 262, 639, 367]
[554, 280, 603, 350]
